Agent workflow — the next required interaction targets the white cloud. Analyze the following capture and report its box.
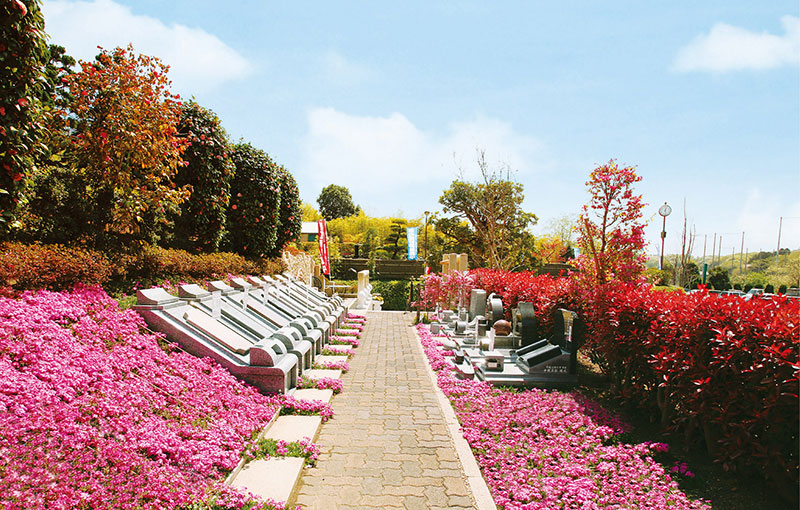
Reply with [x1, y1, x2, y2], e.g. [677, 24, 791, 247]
[42, 0, 251, 94]
[673, 15, 800, 72]
[299, 108, 546, 216]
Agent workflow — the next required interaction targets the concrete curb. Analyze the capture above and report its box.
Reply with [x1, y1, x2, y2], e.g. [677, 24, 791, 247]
[408, 319, 497, 510]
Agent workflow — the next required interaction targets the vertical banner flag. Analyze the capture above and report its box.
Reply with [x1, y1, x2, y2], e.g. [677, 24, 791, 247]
[407, 227, 418, 261]
[317, 219, 330, 275]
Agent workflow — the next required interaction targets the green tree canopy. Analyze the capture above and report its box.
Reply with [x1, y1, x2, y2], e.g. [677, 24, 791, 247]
[224, 142, 281, 257]
[708, 266, 731, 290]
[0, 0, 49, 231]
[438, 150, 536, 270]
[170, 100, 234, 252]
[317, 184, 358, 220]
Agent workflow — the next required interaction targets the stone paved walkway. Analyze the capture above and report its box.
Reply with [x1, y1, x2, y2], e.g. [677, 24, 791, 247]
[293, 311, 485, 510]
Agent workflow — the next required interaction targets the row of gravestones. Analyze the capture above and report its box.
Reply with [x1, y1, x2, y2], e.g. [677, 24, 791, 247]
[134, 274, 347, 394]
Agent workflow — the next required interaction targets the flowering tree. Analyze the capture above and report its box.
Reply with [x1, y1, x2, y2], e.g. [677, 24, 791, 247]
[224, 142, 281, 257]
[60, 45, 188, 247]
[272, 164, 301, 257]
[171, 100, 234, 252]
[0, 0, 48, 230]
[575, 160, 646, 285]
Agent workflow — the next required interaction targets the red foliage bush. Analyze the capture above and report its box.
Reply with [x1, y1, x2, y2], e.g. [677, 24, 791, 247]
[0, 242, 112, 291]
[427, 270, 799, 499]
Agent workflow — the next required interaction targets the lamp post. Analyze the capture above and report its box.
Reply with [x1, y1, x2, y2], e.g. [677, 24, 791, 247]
[658, 202, 672, 270]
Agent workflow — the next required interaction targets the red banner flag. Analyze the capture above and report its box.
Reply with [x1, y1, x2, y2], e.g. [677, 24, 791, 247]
[317, 219, 330, 275]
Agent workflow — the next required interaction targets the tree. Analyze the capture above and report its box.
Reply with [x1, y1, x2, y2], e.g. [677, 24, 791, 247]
[272, 165, 301, 257]
[0, 0, 49, 231]
[438, 150, 537, 270]
[224, 142, 281, 257]
[381, 218, 408, 259]
[317, 184, 358, 220]
[57, 45, 189, 247]
[708, 266, 731, 290]
[575, 159, 646, 285]
[170, 101, 233, 252]
[301, 202, 322, 221]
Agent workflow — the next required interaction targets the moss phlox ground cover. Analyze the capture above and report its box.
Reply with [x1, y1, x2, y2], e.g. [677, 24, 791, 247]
[0, 286, 320, 509]
[417, 324, 710, 510]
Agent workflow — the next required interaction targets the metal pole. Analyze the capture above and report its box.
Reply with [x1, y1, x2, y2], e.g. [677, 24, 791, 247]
[776, 216, 782, 264]
[712, 232, 717, 264]
[739, 232, 744, 274]
[718, 235, 723, 265]
[702, 234, 707, 264]
[660, 213, 667, 270]
[744, 247, 748, 275]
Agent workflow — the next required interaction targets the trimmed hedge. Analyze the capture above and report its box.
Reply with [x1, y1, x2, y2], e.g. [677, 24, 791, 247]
[0, 242, 283, 294]
[372, 280, 413, 310]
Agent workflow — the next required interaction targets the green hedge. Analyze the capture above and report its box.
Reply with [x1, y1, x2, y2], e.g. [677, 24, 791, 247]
[372, 280, 413, 310]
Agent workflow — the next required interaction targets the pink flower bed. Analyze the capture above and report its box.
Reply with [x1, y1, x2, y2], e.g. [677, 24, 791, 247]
[334, 328, 360, 338]
[0, 286, 282, 509]
[275, 394, 334, 422]
[320, 345, 353, 358]
[329, 335, 360, 347]
[312, 359, 350, 372]
[297, 376, 343, 394]
[416, 324, 710, 510]
[346, 313, 366, 321]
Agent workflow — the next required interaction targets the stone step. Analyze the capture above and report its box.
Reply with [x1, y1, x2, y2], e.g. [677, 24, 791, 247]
[313, 355, 350, 366]
[292, 388, 334, 403]
[323, 344, 353, 352]
[265, 415, 322, 443]
[302, 368, 342, 380]
[231, 457, 305, 504]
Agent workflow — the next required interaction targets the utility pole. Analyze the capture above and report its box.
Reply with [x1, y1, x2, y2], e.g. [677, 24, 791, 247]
[712, 232, 717, 264]
[739, 232, 744, 274]
[718, 235, 723, 265]
[702, 234, 707, 263]
[776, 216, 782, 265]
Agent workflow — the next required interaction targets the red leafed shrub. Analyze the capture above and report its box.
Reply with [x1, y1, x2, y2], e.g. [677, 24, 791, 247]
[470, 268, 575, 338]
[0, 242, 112, 291]
[423, 270, 799, 500]
[581, 283, 798, 499]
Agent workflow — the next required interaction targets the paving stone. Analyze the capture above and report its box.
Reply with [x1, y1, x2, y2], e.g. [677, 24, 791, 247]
[232, 457, 304, 503]
[314, 354, 350, 365]
[291, 312, 486, 509]
[302, 368, 342, 380]
[264, 415, 321, 443]
[292, 388, 334, 403]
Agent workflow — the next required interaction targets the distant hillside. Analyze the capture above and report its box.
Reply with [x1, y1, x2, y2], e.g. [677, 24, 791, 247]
[646, 249, 800, 289]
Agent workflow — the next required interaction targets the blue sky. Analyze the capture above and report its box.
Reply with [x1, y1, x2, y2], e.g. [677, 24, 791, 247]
[41, 1, 799, 255]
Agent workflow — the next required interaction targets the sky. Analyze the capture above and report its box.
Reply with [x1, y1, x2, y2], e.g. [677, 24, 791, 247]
[40, 1, 800, 256]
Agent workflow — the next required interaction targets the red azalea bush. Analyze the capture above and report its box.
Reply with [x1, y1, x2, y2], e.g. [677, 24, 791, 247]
[421, 270, 799, 499]
[0, 286, 281, 509]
